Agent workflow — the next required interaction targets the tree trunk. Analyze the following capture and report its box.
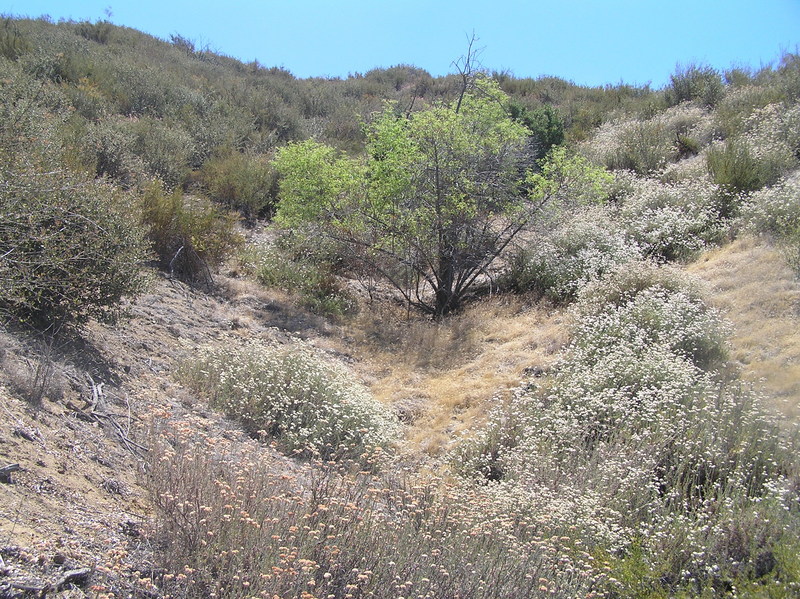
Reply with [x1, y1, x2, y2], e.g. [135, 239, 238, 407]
[434, 253, 457, 320]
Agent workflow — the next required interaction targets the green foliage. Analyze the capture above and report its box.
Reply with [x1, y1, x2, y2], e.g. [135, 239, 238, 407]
[83, 117, 144, 187]
[273, 139, 362, 226]
[178, 341, 399, 460]
[526, 145, 613, 207]
[74, 20, 113, 44]
[0, 58, 148, 326]
[508, 101, 564, 158]
[139, 181, 242, 282]
[199, 150, 278, 219]
[706, 140, 776, 216]
[0, 18, 31, 60]
[128, 116, 194, 188]
[242, 236, 357, 318]
[276, 77, 534, 319]
[667, 63, 725, 107]
[0, 165, 149, 326]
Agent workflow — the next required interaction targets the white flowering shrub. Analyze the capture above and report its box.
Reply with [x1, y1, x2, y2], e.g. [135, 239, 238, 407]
[743, 170, 800, 238]
[744, 102, 800, 160]
[581, 103, 714, 175]
[614, 174, 722, 260]
[506, 206, 642, 301]
[743, 170, 800, 272]
[455, 262, 798, 594]
[571, 275, 730, 370]
[713, 84, 785, 136]
[179, 341, 399, 459]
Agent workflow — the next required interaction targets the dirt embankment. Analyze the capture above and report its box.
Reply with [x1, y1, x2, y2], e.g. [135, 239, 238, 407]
[0, 273, 325, 597]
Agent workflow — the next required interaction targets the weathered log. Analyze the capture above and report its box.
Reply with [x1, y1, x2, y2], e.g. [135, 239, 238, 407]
[0, 464, 21, 484]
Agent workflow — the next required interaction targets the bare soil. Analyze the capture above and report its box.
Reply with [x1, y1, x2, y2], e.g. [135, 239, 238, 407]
[0, 272, 326, 597]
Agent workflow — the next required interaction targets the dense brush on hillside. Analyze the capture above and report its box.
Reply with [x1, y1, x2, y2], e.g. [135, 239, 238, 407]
[1, 14, 800, 599]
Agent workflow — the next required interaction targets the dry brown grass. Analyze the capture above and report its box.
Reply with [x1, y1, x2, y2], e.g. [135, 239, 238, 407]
[341, 295, 569, 458]
[688, 236, 800, 421]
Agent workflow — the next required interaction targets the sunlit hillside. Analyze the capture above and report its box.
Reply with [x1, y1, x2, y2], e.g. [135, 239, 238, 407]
[1, 15, 799, 599]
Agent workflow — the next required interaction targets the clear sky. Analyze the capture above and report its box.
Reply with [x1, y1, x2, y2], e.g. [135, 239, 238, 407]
[2, 0, 799, 89]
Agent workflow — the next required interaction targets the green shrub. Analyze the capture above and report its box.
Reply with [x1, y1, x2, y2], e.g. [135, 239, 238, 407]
[0, 58, 148, 326]
[706, 139, 781, 216]
[199, 150, 277, 219]
[242, 236, 357, 318]
[666, 63, 725, 107]
[64, 75, 110, 121]
[508, 101, 564, 158]
[179, 98, 256, 167]
[178, 341, 399, 460]
[83, 118, 144, 187]
[74, 20, 113, 45]
[0, 18, 31, 60]
[140, 181, 242, 282]
[128, 117, 194, 189]
[0, 164, 149, 326]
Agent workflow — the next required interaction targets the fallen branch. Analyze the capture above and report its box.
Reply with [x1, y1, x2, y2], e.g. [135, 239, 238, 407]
[0, 463, 21, 484]
[54, 567, 92, 591]
[91, 410, 150, 456]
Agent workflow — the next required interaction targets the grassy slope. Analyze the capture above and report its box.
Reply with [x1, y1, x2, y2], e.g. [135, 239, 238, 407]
[688, 236, 800, 420]
[1, 236, 797, 594]
[344, 297, 569, 457]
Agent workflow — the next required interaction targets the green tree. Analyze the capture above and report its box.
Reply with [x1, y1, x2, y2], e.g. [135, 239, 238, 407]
[275, 78, 593, 318]
[508, 101, 565, 158]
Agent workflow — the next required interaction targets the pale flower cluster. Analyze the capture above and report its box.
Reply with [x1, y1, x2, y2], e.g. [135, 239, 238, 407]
[513, 206, 642, 301]
[456, 263, 795, 578]
[180, 340, 400, 459]
[614, 173, 721, 260]
[742, 168, 800, 237]
[580, 102, 715, 174]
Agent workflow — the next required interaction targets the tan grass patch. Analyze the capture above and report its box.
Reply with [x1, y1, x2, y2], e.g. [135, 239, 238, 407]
[688, 236, 800, 420]
[344, 295, 569, 458]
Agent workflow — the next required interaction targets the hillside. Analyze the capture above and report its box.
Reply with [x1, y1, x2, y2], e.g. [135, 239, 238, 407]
[2, 15, 800, 599]
[689, 237, 800, 420]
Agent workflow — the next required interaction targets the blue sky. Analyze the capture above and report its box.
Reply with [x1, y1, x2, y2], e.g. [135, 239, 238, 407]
[3, 1, 799, 88]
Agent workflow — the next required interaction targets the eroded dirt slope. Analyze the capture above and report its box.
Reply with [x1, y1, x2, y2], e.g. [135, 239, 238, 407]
[0, 273, 324, 597]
